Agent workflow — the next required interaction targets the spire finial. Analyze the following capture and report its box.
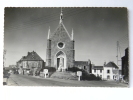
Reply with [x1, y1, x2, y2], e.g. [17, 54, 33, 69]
[71, 28, 74, 40]
[59, 8, 63, 23]
[47, 26, 50, 39]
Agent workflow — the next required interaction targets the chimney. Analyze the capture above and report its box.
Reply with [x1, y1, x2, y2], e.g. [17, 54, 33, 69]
[104, 61, 106, 66]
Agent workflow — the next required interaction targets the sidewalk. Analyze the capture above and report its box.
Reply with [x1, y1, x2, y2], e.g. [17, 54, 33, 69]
[7, 75, 18, 86]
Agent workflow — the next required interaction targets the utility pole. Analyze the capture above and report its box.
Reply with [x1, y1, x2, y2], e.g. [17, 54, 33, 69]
[116, 41, 121, 68]
[116, 41, 122, 81]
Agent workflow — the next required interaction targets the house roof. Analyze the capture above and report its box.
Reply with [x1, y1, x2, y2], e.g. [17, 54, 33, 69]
[74, 61, 88, 66]
[93, 66, 103, 70]
[104, 62, 118, 68]
[18, 51, 43, 61]
[26, 51, 43, 61]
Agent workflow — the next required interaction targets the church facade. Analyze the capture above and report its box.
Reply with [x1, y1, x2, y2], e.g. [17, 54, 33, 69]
[46, 9, 75, 71]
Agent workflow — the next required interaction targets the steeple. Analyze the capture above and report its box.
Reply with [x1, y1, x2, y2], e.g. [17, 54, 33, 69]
[59, 8, 63, 23]
[71, 28, 74, 40]
[47, 26, 50, 39]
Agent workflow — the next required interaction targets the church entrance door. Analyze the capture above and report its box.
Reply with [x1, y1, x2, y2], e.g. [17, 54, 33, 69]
[55, 51, 66, 71]
[57, 57, 64, 71]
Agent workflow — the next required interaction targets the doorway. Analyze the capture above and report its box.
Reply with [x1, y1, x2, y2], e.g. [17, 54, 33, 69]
[57, 57, 64, 69]
[55, 51, 66, 71]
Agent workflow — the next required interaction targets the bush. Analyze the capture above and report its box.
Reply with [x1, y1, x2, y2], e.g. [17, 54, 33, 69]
[67, 67, 82, 72]
[81, 70, 101, 81]
[43, 66, 56, 72]
[41, 66, 56, 77]
[68, 67, 101, 81]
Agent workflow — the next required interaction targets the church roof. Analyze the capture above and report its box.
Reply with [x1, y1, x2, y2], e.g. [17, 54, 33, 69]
[104, 62, 118, 68]
[50, 23, 71, 40]
[49, 9, 72, 40]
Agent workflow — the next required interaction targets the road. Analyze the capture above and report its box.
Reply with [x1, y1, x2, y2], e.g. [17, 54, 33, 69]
[7, 74, 128, 87]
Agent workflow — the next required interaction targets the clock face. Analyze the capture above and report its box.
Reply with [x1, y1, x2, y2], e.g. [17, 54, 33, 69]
[58, 42, 64, 48]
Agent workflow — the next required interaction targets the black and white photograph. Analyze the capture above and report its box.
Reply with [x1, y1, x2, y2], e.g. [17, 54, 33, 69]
[3, 7, 129, 87]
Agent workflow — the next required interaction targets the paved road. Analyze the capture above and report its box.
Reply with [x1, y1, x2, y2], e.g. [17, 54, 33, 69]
[7, 74, 128, 87]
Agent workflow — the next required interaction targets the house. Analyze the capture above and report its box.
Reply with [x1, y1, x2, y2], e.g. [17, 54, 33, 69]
[103, 61, 119, 80]
[91, 61, 119, 80]
[17, 51, 45, 75]
[92, 66, 104, 79]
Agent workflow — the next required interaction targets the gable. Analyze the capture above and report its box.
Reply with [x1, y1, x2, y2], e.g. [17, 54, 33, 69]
[50, 23, 71, 41]
[26, 51, 43, 61]
[19, 51, 43, 61]
[104, 62, 118, 69]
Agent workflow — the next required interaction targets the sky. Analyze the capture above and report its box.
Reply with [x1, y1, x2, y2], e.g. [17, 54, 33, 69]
[4, 7, 129, 68]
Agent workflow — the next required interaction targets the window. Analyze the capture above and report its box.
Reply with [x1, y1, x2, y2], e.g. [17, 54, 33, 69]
[100, 69, 102, 73]
[107, 75, 110, 79]
[84, 66, 86, 70]
[94, 69, 96, 73]
[57, 42, 65, 49]
[107, 70, 110, 73]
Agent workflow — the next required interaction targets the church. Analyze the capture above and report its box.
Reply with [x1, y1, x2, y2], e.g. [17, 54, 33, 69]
[46, 9, 90, 72]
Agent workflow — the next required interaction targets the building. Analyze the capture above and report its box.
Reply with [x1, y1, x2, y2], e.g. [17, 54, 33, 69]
[103, 61, 119, 80]
[92, 66, 103, 79]
[46, 9, 92, 72]
[74, 59, 92, 73]
[17, 51, 45, 75]
[91, 61, 119, 80]
[121, 48, 129, 80]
